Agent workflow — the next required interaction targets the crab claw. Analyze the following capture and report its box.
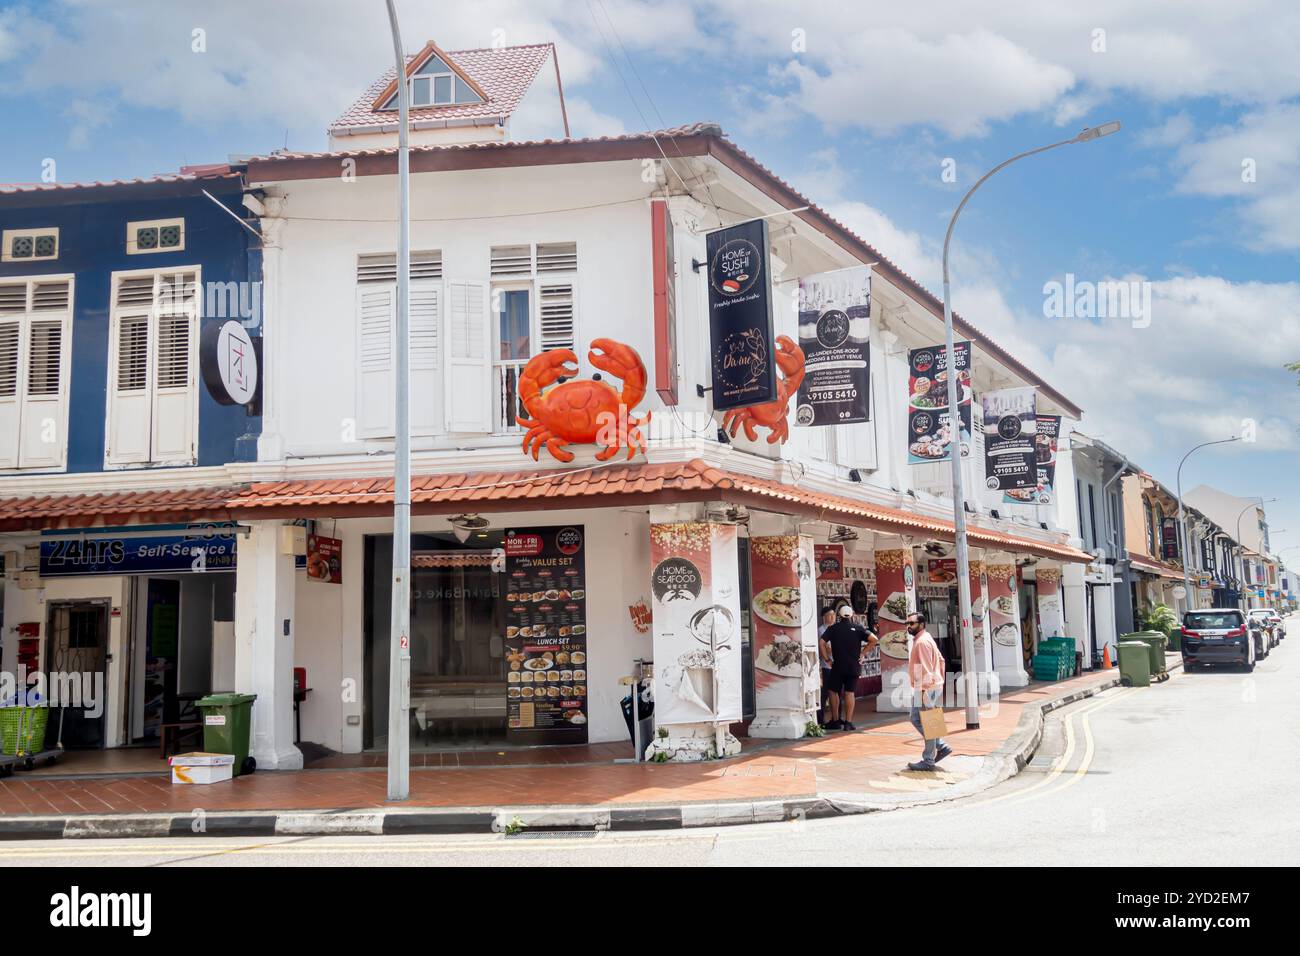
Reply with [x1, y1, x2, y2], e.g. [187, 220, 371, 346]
[518, 349, 580, 410]
[589, 338, 647, 409]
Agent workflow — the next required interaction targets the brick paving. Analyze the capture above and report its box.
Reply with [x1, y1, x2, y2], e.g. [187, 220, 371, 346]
[0, 669, 1118, 817]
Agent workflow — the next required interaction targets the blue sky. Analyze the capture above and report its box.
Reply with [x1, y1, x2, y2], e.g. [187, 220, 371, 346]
[2, 1, 1297, 557]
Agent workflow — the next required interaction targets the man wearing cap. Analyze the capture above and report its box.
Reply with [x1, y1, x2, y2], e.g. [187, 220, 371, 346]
[822, 605, 878, 731]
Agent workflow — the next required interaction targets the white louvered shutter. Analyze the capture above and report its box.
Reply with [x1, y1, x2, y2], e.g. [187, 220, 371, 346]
[836, 345, 877, 472]
[445, 279, 491, 433]
[107, 297, 152, 465]
[409, 282, 442, 436]
[537, 281, 576, 352]
[151, 271, 197, 464]
[356, 284, 396, 438]
[0, 313, 20, 469]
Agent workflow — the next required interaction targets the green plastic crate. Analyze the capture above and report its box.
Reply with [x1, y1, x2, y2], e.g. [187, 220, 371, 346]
[0, 706, 50, 756]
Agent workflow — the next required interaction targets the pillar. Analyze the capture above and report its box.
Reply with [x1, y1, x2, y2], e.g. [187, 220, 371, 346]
[646, 517, 743, 761]
[234, 520, 302, 770]
[1062, 560, 1091, 666]
[968, 553, 994, 673]
[874, 539, 917, 712]
[986, 552, 1029, 688]
[748, 533, 819, 739]
[1036, 564, 1066, 637]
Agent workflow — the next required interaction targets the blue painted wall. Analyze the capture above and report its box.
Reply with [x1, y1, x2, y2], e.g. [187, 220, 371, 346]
[0, 182, 262, 472]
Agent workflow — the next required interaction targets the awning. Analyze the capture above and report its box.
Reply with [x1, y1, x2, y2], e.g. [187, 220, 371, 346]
[1128, 554, 1184, 580]
[0, 459, 1091, 563]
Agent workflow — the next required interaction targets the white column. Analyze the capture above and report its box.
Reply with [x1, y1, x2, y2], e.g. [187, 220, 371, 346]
[234, 519, 302, 770]
[873, 536, 918, 713]
[255, 200, 285, 462]
[748, 532, 818, 739]
[1062, 561, 1091, 666]
[963, 550, 999, 706]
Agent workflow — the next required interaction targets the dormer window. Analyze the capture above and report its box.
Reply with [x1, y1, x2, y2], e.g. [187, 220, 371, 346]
[378, 44, 486, 111]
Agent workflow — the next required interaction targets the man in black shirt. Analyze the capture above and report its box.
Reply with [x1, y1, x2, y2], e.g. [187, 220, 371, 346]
[821, 606, 878, 730]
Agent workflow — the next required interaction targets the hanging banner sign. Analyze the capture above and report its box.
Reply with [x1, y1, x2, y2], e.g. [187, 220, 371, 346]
[1161, 518, 1180, 560]
[40, 523, 238, 576]
[706, 219, 777, 411]
[981, 386, 1037, 492]
[794, 266, 871, 426]
[1003, 414, 1060, 504]
[908, 341, 972, 464]
[305, 533, 342, 584]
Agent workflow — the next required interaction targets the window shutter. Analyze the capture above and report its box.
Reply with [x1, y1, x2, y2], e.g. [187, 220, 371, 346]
[107, 309, 152, 465]
[0, 320, 19, 468]
[490, 245, 531, 278]
[356, 284, 396, 438]
[445, 279, 491, 432]
[149, 271, 197, 464]
[409, 282, 442, 436]
[536, 242, 577, 274]
[538, 281, 576, 352]
[356, 250, 442, 283]
[17, 318, 65, 468]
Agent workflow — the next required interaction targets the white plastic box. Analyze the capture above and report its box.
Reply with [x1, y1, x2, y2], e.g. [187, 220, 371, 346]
[169, 752, 235, 785]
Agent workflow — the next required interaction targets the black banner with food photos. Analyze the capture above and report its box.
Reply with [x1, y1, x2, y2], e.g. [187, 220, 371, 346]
[794, 266, 872, 426]
[503, 526, 588, 744]
[981, 386, 1037, 492]
[706, 218, 778, 411]
[907, 341, 972, 464]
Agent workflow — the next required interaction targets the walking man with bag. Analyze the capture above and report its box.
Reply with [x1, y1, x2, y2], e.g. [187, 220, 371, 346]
[906, 611, 952, 771]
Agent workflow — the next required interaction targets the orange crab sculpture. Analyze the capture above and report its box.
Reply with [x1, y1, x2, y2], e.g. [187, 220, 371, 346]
[517, 338, 651, 463]
[721, 335, 805, 444]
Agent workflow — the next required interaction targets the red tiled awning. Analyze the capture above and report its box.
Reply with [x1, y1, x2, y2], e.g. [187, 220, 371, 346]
[0, 459, 1090, 563]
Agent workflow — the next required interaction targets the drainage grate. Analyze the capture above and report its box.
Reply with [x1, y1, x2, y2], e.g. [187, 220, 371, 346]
[509, 829, 599, 840]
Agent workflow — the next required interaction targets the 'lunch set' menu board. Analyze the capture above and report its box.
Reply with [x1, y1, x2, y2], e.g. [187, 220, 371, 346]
[504, 526, 588, 744]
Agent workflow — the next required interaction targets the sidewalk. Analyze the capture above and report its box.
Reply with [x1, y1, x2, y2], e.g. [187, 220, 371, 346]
[0, 663, 1149, 839]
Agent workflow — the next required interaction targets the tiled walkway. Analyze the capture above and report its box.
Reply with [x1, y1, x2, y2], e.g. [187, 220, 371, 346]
[0, 669, 1120, 817]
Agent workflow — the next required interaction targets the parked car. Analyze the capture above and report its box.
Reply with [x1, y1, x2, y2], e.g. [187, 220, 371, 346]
[1247, 609, 1277, 651]
[1181, 609, 1255, 671]
[1266, 610, 1286, 641]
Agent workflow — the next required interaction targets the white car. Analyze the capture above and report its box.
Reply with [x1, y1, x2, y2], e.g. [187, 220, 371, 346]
[1246, 609, 1277, 652]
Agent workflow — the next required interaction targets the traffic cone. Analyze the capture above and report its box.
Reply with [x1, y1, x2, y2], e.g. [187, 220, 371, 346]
[1102, 644, 1113, 669]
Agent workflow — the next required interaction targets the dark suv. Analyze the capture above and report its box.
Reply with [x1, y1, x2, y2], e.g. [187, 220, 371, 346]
[1181, 609, 1254, 672]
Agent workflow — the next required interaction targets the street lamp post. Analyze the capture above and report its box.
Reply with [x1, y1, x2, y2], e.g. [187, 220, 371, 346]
[941, 121, 1120, 730]
[385, 0, 412, 801]
[1175, 437, 1240, 614]
[1235, 497, 1276, 612]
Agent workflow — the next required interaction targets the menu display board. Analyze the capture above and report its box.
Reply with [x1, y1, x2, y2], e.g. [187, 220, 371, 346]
[907, 341, 972, 464]
[1005, 415, 1060, 504]
[794, 267, 871, 426]
[503, 526, 588, 744]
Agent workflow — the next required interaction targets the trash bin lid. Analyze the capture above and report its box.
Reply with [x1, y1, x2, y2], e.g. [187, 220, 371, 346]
[196, 692, 258, 707]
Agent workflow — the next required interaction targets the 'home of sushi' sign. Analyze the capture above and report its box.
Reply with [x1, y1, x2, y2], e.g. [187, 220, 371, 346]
[705, 218, 777, 411]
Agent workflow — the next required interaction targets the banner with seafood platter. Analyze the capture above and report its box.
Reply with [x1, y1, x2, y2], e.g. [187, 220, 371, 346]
[649, 522, 743, 725]
[750, 535, 819, 721]
[908, 341, 972, 464]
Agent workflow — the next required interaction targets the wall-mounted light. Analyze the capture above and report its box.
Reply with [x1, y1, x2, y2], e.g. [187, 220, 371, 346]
[449, 514, 490, 544]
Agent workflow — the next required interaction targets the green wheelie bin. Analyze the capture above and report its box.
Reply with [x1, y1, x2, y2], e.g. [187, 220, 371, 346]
[1117, 641, 1151, 688]
[196, 693, 258, 776]
[1122, 631, 1169, 681]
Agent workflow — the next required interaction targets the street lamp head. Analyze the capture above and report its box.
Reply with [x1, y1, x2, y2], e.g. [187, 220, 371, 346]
[1075, 120, 1122, 143]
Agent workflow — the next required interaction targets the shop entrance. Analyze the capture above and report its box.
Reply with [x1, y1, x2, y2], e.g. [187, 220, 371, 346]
[44, 600, 110, 749]
[365, 532, 508, 751]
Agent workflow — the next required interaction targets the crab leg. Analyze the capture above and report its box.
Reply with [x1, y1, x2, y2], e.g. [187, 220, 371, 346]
[546, 437, 575, 463]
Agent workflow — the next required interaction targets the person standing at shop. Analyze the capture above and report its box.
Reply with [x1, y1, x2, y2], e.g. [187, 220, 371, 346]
[823, 606, 877, 731]
[817, 607, 836, 726]
[906, 611, 952, 771]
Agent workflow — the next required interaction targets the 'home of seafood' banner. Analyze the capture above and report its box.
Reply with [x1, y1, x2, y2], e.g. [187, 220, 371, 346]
[907, 341, 972, 464]
[1003, 414, 1060, 505]
[981, 386, 1037, 492]
[649, 522, 743, 726]
[705, 219, 777, 411]
[794, 267, 871, 427]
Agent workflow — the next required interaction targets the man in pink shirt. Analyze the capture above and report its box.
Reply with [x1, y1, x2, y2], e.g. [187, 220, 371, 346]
[905, 611, 952, 771]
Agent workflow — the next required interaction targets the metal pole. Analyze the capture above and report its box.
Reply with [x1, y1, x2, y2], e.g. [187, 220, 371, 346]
[385, 0, 411, 801]
[939, 129, 1111, 730]
[1176, 437, 1239, 615]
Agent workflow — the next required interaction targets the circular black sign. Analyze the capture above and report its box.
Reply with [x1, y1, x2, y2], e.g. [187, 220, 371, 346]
[714, 328, 770, 391]
[652, 557, 702, 604]
[816, 309, 851, 349]
[709, 237, 763, 298]
[556, 526, 583, 555]
[997, 415, 1023, 441]
[912, 412, 935, 434]
[850, 579, 869, 614]
[911, 350, 935, 374]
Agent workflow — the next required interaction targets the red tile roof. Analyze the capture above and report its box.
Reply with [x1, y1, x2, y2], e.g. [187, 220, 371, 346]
[0, 460, 1089, 563]
[0, 168, 240, 197]
[329, 42, 554, 136]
